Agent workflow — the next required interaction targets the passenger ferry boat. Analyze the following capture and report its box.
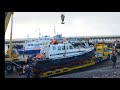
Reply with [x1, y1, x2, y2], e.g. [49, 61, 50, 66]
[30, 37, 95, 72]
[17, 34, 65, 54]
[17, 36, 51, 54]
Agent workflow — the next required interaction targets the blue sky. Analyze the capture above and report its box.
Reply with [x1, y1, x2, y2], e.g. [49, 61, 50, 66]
[5, 12, 120, 39]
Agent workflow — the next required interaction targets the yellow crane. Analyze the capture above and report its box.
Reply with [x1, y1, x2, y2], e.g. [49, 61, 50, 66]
[5, 12, 13, 33]
[5, 12, 24, 73]
[5, 12, 19, 61]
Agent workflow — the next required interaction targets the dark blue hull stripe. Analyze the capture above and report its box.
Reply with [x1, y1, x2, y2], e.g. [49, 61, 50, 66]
[18, 50, 40, 54]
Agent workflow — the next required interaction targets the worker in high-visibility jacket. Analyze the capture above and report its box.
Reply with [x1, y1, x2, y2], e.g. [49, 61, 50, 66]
[36, 54, 42, 59]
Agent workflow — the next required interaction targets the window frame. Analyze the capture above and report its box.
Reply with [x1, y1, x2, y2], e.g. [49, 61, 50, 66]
[62, 46, 65, 50]
[66, 46, 68, 50]
[53, 46, 56, 50]
[69, 45, 73, 49]
[58, 46, 61, 50]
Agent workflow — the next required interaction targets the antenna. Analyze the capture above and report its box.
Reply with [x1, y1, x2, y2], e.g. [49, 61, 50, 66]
[54, 24, 56, 35]
[27, 34, 29, 39]
[38, 28, 41, 38]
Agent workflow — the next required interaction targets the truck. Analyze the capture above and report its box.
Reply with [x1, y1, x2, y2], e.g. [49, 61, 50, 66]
[94, 43, 111, 63]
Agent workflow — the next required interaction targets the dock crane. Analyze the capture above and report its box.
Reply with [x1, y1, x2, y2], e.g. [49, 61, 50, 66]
[5, 12, 19, 61]
[5, 12, 14, 33]
[5, 12, 23, 72]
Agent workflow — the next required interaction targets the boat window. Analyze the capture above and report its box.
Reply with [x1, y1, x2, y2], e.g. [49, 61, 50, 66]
[28, 44, 30, 46]
[31, 44, 33, 46]
[62, 46, 65, 50]
[97, 48, 102, 51]
[53, 46, 56, 50]
[66, 46, 68, 50]
[44, 43, 46, 45]
[69, 45, 73, 49]
[43, 43, 46, 45]
[58, 46, 61, 50]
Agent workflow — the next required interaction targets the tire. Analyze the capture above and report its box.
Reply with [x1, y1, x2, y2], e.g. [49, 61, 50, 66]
[100, 57, 103, 62]
[97, 58, 100, 62]
[94, 59, 98, 64]
[5, 63, 13, 73]
[14, 61, 24, 71]
[107, 54, 110, 60]
[96, 60, 99, 63]
[15, 64, 23, 71]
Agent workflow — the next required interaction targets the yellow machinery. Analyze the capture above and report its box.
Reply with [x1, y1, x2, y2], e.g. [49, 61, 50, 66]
[5, 12, 19, 61]
[5, 12, 23, 73]
[95, 44, 110, 62]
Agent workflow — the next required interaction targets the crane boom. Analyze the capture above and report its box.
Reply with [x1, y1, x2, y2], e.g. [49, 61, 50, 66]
[5, 12, 14, 33]
[5, 12, 19, 60]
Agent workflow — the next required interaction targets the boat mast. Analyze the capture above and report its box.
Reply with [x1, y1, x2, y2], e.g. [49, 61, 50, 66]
[27, 34, 30, 41]
[38, 28, 41, 38]
[54, 24, 56, 36]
